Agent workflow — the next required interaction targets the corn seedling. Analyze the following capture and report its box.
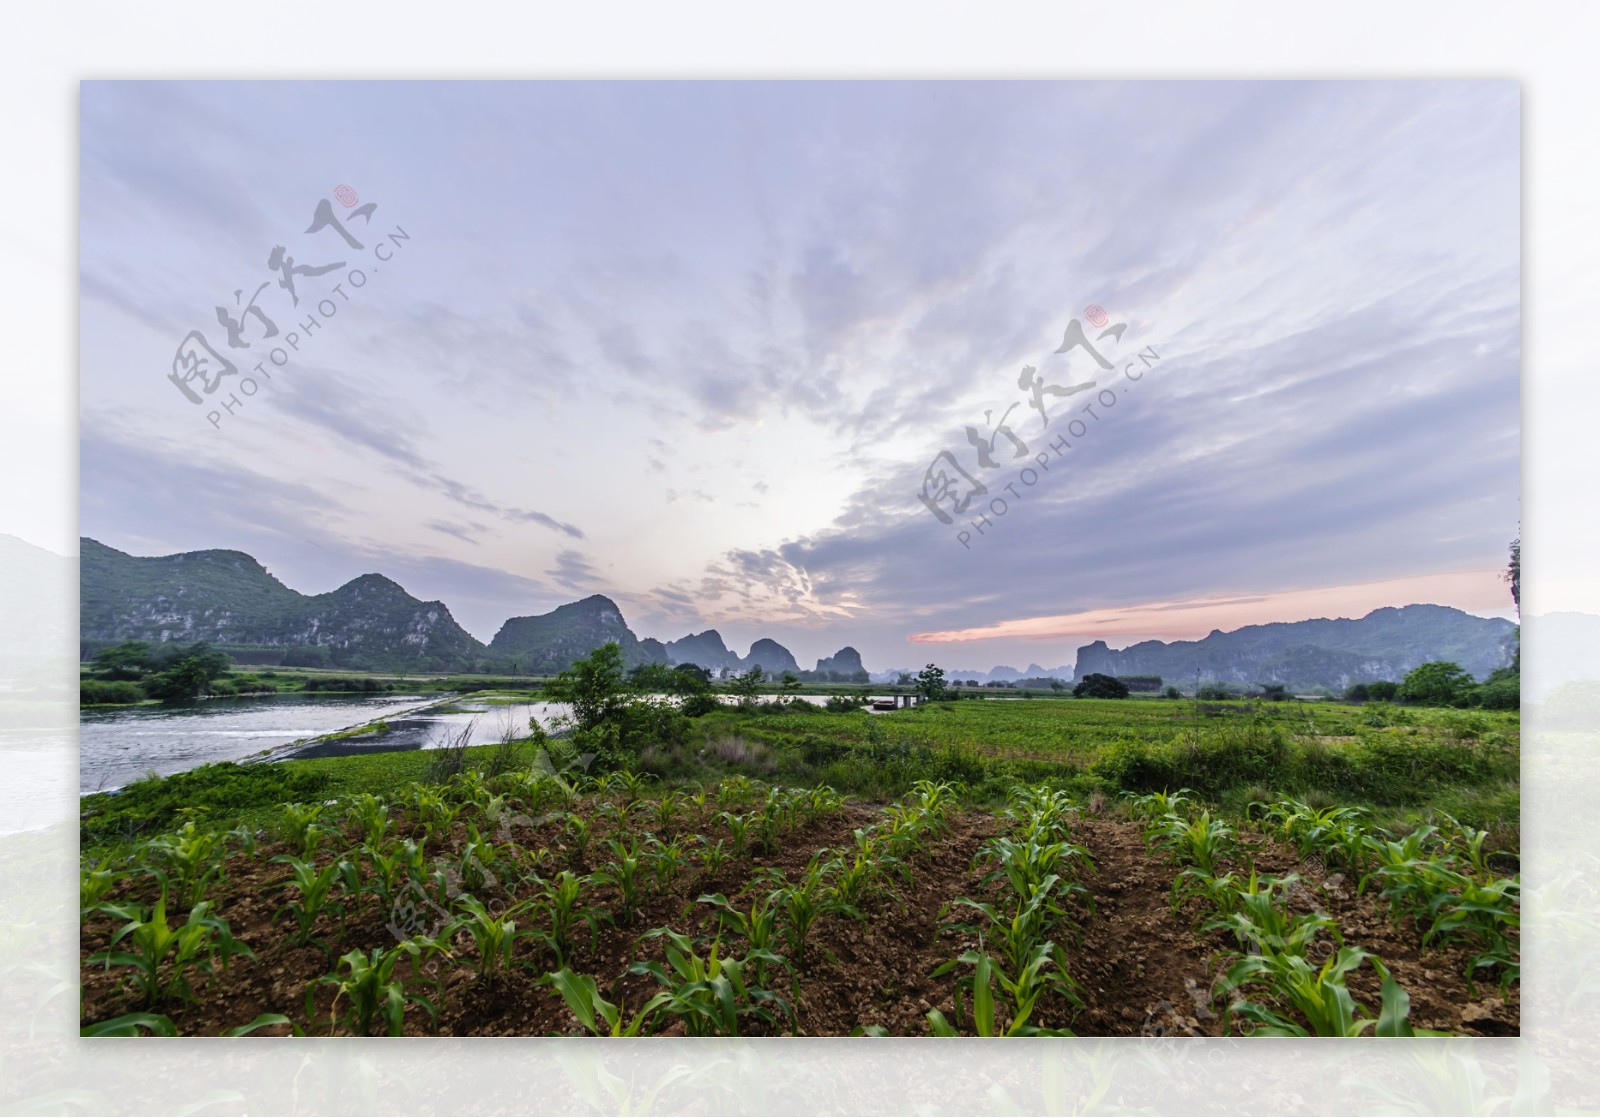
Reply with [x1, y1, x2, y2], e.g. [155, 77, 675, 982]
[697, 891, 784, 985]
[644, 833, 691, 890]
[761, 855, 855, 968]
[346, 793, 392, 847]
[90, 890, 254, 1007]
[628, 927, 793, 1037]
[1220, 945, 1446, 1037]
[310, 939, 444, 1037]
[927, 944, 1076, 1037]
[1149, 809, 1234, 876]
[1203, 871, 1339, 958]
[542, 967, 652, 1036]
[717, 811, 752, 857]
[611, 770, 654, 805]
[594, 835, 648, 924]
[81, 866, 123, 918]
[271, 855, 345, 948]
[448, 895, 521, 983]
[145, 822, 226, 908]
[279, 802, 328, 859]
[562, 812, 594, 863]
[696, 836, 731, 875]
[526, 870, 604, 965]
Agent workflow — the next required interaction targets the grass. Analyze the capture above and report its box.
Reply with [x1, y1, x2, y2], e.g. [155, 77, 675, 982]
[81, 696, 1519, 863]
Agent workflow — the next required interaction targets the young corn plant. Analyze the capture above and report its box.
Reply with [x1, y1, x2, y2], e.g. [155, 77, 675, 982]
[346, 793, 392, 847]
[363, 838, 425, 910]
[716, 774, 760, 808]
[1150, 809, 1235, 877]
[1203, 871, 1339, 958]
[543, 967, 653, 1035]
[927, 945, 1076, 1037]
[448, 895, 521, 984]
[594, 836, 648, 925]
[90, 891, 254, 1007]
[752, 794, 786, 855]
[642, 792, 682, 836]
[611, 769, 654, 806]
[1220, 947, 1446, 1036]
[628, 928, 793, 1037]
[310, 939, 445, 1037]
[697, 891, 785, 985]
[404, 783, 460, 841]
[945, 876, 1082, 989]
[1423, 874, 1521, 990]
[717, 811, 752, 858]
[1128, 788, 1195, 824]
[145, 822, 226, 908]
[272, 855, 345, 948]
[762, 856, 855, 969]
[644, 833, 691, 891]
[906, 779, 961, 832]
[457, 823, 501, 896]
[280, 802, 329, 860]
[81, 865, 124, 919]
[562, 811, 594, 864]
[1438, 813, 1497, 877]
[526, 870, 604, 966]
[696, 836, 731, 876]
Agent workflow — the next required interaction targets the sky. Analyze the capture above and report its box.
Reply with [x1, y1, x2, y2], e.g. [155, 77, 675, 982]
[78, 80, 1521, 674]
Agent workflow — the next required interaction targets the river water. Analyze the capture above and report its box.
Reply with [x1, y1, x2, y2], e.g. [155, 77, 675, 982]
[79, 691, 921, 793]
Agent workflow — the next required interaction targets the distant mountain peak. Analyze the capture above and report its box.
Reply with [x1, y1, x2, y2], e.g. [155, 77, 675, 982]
[1072, 605, 1515, 690]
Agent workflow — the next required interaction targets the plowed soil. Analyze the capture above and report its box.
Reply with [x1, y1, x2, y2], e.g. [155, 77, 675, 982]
[80, 799, 1518, 1036]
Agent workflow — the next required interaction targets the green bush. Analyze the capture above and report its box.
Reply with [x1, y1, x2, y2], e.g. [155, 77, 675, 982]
[81, 679, 145, 705]
[80, 762, 331, 850]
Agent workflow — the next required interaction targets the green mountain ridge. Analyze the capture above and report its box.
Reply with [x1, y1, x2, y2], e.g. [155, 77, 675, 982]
[1073, 604, 1517, 691]
[80, 539, 1518, 687]
[81, 539, 487, 671]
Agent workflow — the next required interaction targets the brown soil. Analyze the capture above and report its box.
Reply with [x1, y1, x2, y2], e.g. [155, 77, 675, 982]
[79, 799, 1519, 1036]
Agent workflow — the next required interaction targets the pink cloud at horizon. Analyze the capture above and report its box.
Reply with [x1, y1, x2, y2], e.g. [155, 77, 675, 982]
[907, 569, 1515, 647]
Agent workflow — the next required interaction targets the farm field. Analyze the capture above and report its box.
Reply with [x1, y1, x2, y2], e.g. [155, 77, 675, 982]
[78, 697, 1520, 1037]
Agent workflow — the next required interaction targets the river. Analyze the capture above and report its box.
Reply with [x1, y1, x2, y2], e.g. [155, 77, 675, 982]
[79, 691, 921, 794]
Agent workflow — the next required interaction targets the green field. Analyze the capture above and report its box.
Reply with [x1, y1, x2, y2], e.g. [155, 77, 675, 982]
[81, 694, 1519, 859]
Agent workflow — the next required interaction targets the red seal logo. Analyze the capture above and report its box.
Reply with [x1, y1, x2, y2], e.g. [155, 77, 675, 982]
[1085, 304, 1109, 328]
[334, 185, 359, 208]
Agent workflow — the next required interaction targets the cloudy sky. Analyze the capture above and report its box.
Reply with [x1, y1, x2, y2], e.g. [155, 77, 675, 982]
[79, 80, 1520, 673]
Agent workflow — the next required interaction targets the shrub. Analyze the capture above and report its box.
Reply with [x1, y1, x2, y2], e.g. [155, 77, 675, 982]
[1073, 673, 1130, 699]
[81, 679, 145, 705]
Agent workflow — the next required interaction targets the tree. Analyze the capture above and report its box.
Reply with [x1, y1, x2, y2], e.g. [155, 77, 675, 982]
[1257, 683, 1290, 702]
[90, 641, 153, 681]
[144, 657, 214, 704]
[778, 671, 802, 702]
[1164, 685, 1181, 699]
[914, 664, 948, 702]
[728, 665, 764, 708]
[1504, 536, 1520, 616]
[543, 642, 628, 732]
[675, 662, 713, 687]
[1073, 673, 1130, 699]
[1398, 661, 1475, 707]
[1367, 680, 1399, 702]
[1344, 682, 1371, 702]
